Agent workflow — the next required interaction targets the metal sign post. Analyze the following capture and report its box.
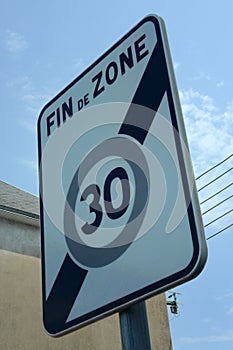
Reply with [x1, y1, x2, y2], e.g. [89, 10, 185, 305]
[119, 301, 151, 350]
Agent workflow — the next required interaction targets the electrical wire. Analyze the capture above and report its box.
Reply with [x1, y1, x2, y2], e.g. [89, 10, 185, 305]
[204, 208, 233, 227]
[200, 182, 233, 205]
[196, 154, 233, 180]
[198, 167, 233, 192]
[206, 223, 233, 240]
[202, 194, 233, 216]
[194, 155, 233, 241]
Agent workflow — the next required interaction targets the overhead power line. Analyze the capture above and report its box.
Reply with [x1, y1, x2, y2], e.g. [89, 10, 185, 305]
[202, 194, 233, 216]
[198, 167, 233, 192]
[196, 154, 233, 180]
[206, 223, 233, 240]
[200, 182, 233, 205]
[194, 154, 233, 241]
[204, 208, 233, 227]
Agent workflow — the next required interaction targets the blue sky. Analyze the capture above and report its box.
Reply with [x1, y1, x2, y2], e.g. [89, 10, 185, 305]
[1, 0, 233, 348]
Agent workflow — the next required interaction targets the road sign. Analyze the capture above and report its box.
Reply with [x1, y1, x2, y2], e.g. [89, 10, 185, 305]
[38, 14, 207, 336]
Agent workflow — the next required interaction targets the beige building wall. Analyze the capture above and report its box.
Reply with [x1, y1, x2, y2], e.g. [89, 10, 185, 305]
[0, 181, 172, 350]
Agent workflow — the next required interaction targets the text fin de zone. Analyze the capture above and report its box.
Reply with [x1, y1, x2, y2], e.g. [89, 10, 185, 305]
[46, 33, 149, 138]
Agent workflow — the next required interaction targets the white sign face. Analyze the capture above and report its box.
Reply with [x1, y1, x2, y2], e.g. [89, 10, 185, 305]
[38, 14, 207, 336]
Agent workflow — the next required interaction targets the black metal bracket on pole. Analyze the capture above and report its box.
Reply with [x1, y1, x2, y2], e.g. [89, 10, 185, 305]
[119, 301, 152, 350]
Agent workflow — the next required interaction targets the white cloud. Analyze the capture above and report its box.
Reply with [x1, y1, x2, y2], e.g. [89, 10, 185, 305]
[6, 75, 53, 130]
[191, 73, 224, 88]
[179, 329, 233, 343]
[210, 291, 233, 317]
[179, 89, 233, 229]
[73, 58, 84, 73]
[217, 81, 224, 88]
[173, 61, 180, 72]
[179, 88, 233, 176]
[5, 30, 28, 54]
[20, 119, 37, 133]
[192, 72, 211, 81]
[214, 290, 233, 303]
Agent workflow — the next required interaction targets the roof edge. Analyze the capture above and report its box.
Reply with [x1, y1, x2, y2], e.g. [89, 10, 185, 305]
[0, 205, 40, 228]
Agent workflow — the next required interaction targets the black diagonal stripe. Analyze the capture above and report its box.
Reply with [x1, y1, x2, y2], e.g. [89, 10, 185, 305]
[119, 37, 169, 144]
[43, 24, 170, 336]
[44, 254, 88, 335]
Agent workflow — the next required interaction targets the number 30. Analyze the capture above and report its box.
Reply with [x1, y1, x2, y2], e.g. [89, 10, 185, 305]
[80, 167, 130, 234]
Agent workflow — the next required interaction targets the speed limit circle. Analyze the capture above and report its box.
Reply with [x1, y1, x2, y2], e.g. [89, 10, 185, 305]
[64, 134, 150, 268]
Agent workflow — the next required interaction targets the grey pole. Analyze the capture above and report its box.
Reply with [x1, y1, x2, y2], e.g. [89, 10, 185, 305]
[119, 301, 152, 350]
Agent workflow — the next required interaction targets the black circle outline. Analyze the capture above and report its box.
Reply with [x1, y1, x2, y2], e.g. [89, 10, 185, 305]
[64, 137, 149, 268]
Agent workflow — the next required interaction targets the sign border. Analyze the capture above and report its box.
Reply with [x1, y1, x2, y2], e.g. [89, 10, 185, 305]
[38, 14, 207, 336]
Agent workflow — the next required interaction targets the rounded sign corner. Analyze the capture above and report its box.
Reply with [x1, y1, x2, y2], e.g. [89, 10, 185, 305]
[42, 316, 59, 338]
[142, 13, 165, 27]
[38, 14, 207, 335]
